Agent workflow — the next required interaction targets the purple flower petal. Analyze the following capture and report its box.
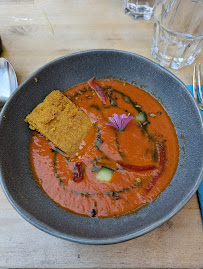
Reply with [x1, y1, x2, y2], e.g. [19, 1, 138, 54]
[104, 113, 134, 131]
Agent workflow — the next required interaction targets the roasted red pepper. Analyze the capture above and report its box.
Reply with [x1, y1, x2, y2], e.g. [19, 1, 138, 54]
[117, 161, 157, 172]
[144, 141, 166, 192]
[73, 162, 85, 182]
[88, 78, 107, 105]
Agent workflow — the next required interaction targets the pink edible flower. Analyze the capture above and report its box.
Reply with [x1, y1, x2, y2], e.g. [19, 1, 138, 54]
[104, 113, 134, 132]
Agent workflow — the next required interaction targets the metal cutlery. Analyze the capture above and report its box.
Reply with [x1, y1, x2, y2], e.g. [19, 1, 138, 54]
[0, 36, 18, 109]
[193, 63, 203, 111]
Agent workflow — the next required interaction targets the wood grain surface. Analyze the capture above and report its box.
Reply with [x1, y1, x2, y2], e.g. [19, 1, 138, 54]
[0, 0, 202, 268]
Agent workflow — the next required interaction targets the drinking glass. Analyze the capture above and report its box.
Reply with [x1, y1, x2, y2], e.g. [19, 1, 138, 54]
[151, 0, 203, 69]
[123, 0, 155, 20]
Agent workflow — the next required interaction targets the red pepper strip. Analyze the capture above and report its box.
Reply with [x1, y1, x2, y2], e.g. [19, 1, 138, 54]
[117, 161, 157, 172]
[88, 78, 107, 105]
[73, 162, 84, 182]
[144, 141, 166, 192]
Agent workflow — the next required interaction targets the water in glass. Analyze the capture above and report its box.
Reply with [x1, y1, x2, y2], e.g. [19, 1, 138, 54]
[124, 0, 155, 20]
[151, 0, 203, 69]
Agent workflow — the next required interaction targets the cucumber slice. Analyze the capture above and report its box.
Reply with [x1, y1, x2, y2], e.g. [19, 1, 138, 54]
[96, 167, 114, 182]
[135, 111, 147, 122]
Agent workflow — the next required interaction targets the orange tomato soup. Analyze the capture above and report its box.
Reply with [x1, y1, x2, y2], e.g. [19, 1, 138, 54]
[30, 79, 179, 218]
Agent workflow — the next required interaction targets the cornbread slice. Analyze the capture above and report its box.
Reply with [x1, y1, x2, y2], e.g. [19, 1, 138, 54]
[25, 90, 92, 157]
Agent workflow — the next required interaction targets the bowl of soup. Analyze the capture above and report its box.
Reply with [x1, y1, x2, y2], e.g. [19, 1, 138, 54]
[0, 50, 202, 244]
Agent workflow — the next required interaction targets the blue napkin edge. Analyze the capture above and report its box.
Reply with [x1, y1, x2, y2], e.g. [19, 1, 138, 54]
[187, 85, 203, 217]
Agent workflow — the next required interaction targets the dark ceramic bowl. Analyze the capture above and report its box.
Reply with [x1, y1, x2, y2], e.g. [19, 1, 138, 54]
[0, 50, 203, 244]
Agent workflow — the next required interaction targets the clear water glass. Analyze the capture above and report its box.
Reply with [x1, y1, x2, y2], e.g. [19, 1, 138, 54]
[151, 0, 203, 69]
[124, 0, 155, 20]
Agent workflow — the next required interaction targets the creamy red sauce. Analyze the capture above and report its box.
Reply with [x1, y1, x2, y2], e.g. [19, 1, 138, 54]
[30, 79, 179, 218]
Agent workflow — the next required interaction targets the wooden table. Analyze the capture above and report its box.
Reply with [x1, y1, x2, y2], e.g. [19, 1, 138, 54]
[0, 1, 202, 268]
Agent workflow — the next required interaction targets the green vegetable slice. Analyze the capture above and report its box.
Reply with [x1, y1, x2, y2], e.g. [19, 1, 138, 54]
[96, 167, 114, 182]
[135, 111, 147, 122]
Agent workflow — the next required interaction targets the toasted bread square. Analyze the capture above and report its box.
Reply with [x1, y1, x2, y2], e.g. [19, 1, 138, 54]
[25, 90, 91, 157]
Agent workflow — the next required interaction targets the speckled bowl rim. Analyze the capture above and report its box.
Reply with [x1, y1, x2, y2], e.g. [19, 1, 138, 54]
[0, 49, 203, 245]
